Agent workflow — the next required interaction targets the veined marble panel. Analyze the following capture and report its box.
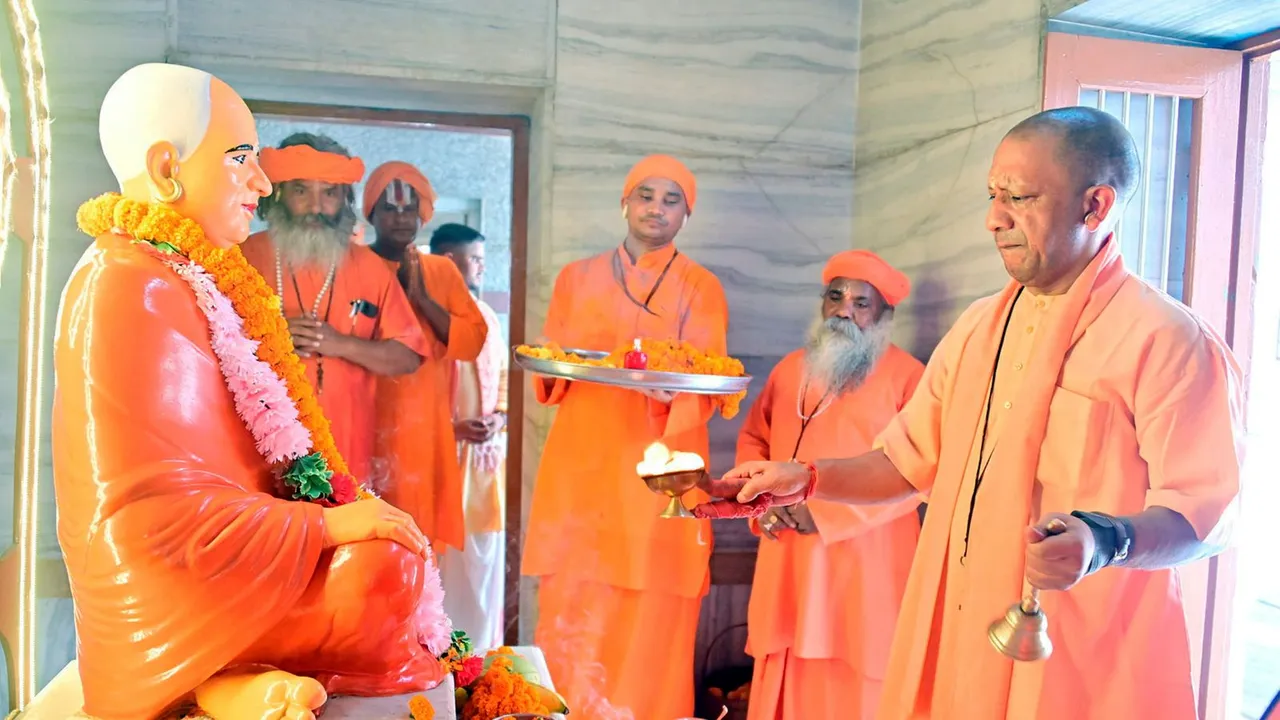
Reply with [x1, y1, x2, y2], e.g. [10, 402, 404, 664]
[176, 0, 555, 84]
[853, 0, 1047, 359]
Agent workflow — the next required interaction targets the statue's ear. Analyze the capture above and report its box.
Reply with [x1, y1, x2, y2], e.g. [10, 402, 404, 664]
[144, 141, 180, 191]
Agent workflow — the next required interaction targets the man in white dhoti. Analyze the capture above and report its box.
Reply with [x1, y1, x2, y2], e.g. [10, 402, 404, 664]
[431, 223, 508, 647]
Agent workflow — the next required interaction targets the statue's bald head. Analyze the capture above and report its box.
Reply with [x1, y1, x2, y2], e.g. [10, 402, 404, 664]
[1006, 106, 1142, 207]
[99, 63, 214, 186]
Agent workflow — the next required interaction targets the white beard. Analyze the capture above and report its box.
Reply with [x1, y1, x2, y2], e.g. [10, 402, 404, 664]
[803, 311, 892, 394]
[266, 202, 356, 269]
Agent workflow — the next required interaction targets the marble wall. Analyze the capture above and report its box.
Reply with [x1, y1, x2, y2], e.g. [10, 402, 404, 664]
[852, 0, 1051, 357]
[2, 0, 1064, 705]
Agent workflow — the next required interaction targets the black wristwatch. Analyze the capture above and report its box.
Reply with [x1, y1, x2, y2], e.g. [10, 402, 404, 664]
[1071, 510, 1134, 573]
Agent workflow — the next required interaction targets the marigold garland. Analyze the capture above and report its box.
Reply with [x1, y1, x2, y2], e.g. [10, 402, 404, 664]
[76, 193, 375, 502]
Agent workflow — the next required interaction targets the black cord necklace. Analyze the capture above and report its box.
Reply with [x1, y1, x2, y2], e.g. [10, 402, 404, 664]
[960, 287, 1024, 563]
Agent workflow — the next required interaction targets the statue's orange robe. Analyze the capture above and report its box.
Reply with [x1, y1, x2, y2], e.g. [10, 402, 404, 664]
[872, 239, 1245, 719]
[374, 251, 488, 552]
[738, 346, 924, 720]
[241, 231, 429, 484]
[52, 235, 444, 720]
[523, 243, 728, 720]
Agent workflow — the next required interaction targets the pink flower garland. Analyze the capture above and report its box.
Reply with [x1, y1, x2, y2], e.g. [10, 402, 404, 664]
[416, 543, 455, 656]
[151, 249, 312, 464]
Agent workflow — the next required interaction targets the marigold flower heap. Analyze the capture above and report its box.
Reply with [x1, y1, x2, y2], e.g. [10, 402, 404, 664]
[461, 649, 549, 720]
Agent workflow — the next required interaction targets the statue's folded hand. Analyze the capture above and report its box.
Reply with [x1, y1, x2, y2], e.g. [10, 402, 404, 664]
[321, 498, 427, 557]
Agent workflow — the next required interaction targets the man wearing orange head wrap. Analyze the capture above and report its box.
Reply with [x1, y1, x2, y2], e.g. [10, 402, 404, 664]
[720, 250, 923, 720]
[523, 154, 728, 719]
[365, 160, 489, 556]
[53, 63, 446, 720]
[241, 135, 428, 484]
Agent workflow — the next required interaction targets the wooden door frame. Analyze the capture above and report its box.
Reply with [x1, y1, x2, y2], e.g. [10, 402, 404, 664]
[244, 100, 532, 645]
[1042, 31, 1254, 720]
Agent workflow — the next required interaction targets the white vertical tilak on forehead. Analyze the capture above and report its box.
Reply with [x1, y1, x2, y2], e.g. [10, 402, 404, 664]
[383, 179, 416, 212]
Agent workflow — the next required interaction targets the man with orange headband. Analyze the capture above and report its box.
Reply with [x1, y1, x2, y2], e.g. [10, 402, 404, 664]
[723, 250, 923, 720]
[364, 160, 488, 556]
[54, 63, 445, 720]
[523, 154, 728, 719]
[242, 134, 428, 484]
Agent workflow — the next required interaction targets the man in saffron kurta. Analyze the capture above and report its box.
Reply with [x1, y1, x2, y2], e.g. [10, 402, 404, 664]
[241, 134, 427, 484]
[54, 63, 443, 720]
[366, 161, 489, 553]
[524, 155, 729, 720]
[432, 223, 510, 648]
[703, 107, 1246, 720]
[738, 251, 923, 720]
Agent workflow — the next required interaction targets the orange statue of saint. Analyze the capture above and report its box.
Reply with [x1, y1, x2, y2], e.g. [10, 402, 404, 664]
[52, 63, 449, 720]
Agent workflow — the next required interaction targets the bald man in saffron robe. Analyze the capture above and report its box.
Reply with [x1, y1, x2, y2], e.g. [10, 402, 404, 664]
[735, 250, 923, 720]
[523, 155, 729, 720]
[241, 134, 427, 484]
[702, 107, 1246, 720]
[366, 161, 489, 553]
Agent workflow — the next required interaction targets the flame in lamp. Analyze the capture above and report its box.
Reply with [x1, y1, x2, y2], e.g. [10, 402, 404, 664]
[636, 442, 705, 519]
[636, 441, 704, 477]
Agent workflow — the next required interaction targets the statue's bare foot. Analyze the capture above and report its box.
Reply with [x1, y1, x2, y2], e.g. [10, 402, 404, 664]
[193, 667, 326, 720]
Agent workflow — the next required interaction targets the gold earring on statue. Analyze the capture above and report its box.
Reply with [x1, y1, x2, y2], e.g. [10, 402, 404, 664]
[622, 207, 628, 219]
[153, 178, 183, 204]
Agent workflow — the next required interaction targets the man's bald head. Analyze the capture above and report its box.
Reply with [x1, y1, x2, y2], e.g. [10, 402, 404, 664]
[1007, 106, 1142, 207]
[100, 63, 214, 186]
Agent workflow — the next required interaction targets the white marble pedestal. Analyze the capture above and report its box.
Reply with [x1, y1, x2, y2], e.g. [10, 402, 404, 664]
[20, 647, 556, 720]
[322, 675, 456, 719]
[18, 663, 459, 720]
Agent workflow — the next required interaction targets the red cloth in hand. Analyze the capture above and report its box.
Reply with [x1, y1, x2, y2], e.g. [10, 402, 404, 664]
[691, 494, 774, 519]
[690, 464, 819, 519]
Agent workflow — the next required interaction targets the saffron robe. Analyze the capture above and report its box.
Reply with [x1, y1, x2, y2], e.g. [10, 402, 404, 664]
[873, 239, 1245, 719]
[52, 235, 444, 720]
[523, 242, 729, 720]
[740, 347, 924, 720]
[241, 231, 428, 483]
[375, 250, 488, 552]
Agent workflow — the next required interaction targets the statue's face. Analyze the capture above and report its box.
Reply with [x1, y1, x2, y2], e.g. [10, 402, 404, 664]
[169, 79, 272, 248]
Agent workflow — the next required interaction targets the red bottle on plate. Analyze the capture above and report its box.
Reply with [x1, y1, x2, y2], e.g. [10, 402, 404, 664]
[623, 338, 648, 370]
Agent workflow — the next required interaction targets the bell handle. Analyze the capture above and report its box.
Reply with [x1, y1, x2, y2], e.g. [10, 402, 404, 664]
[1020, 588, 1041, 615]
[1018, 517, 1069, 614]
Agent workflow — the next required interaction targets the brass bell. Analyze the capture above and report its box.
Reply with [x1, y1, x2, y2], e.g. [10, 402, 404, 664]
[988, 588, 1053, 662]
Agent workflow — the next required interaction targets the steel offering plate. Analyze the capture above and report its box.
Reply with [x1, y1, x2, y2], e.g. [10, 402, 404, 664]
[512, 346, 751, 396]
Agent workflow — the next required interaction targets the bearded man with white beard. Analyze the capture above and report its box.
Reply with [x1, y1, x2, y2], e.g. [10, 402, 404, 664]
[731, 250, 925, 720]
[241, 132, 429, 484]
